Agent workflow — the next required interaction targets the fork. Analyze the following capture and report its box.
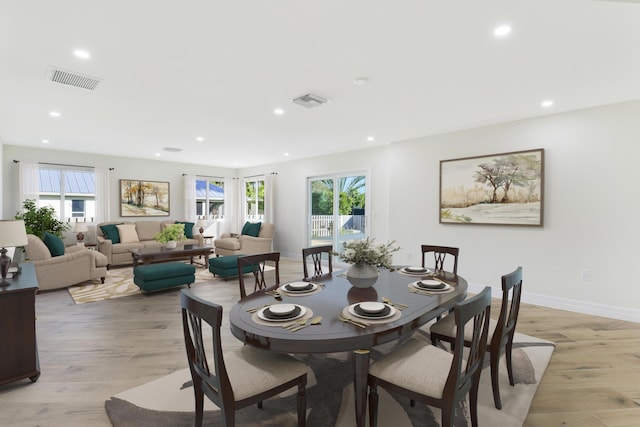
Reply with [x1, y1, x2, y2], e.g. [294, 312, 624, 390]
[283, 318, 308, 329]
[382, 297, 408, 310]
[338, 314, 369, 328]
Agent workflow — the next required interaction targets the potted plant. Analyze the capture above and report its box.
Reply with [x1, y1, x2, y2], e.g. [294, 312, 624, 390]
[340, 237, 400, 287]
[154, 223, 186, 248]
[15, 199, 70, 238]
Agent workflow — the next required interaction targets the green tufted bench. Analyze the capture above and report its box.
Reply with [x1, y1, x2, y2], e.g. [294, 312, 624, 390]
[209, 254, 254, 280]
[134, 262, 196, 293]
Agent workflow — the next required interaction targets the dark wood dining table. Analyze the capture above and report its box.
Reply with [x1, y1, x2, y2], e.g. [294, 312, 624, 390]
[229, 268, 468, 427]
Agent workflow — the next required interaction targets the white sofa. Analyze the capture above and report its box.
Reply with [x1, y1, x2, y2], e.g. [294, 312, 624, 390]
[96, 220, 204, 268]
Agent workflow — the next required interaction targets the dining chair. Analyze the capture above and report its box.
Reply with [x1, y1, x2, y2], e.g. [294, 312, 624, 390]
[180, 290, 308, 427]
[237, 252, 280, 299]
[368, 287, 491, 427]
[421, 245, 459, 274]
[302, 245, 333, 279]
[430, 266, 523, 410]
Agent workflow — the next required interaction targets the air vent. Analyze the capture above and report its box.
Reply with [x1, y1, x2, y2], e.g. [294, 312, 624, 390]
[292, 93, 329, 108]
[46, 66, 102, 91]
[163, 147, 183, 153]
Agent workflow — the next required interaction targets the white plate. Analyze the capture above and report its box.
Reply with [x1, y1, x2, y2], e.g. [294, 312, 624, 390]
[257, 305, 307, 322]
[359, 301, 385, 314]
[268, 303, 296, 316]
[412, 281, 451, 292]
[280, 282, 318, 293]
[401, 267, 431, 275]
[348, 303, 396, 320]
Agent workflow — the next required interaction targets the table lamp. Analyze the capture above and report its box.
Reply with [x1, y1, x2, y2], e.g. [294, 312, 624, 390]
[0, 219, 28, 287]
[73, 221, 89, 243]
[196, 219, 207, 235]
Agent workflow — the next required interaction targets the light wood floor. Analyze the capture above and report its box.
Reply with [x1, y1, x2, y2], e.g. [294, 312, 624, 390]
[0, 258, 638, 426]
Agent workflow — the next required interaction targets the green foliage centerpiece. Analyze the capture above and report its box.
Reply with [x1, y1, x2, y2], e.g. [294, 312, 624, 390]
[154, 223, 186, 248]
[340, 238, 400, 287]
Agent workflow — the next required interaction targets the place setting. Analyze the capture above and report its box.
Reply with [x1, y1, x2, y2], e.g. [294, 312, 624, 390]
[408, 279, 455, 295]
[339, 301, 402, 328]
[277, 281, 324, 297]
[397, 266, 432, 277]
[250, 302, 316, 329]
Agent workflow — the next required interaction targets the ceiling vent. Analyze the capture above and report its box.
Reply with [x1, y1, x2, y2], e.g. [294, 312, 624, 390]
[46, 66, 102, 91]
[292, 93, 329, 108]
[163, 147, 183, 153]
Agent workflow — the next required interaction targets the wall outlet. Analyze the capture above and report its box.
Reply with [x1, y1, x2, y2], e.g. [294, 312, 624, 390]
[582, 269, 592, 281]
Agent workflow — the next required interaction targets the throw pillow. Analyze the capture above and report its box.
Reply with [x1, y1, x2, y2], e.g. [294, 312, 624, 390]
[241, 221, 261, 237]
[116, 224, 140, 243]
[42, 232, 65, 257]
[175, 221, 194, 239]
[100, 223, 122, 244]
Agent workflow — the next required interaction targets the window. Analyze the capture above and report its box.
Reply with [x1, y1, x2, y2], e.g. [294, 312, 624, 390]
[38, 167, 96, 221]
[244, 177, 265, 221]
[196, 178, 225, 220]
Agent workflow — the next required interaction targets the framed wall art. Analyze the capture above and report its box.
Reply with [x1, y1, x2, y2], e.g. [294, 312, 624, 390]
[440, 148, 544, 226]
[120, 179, 170, 217]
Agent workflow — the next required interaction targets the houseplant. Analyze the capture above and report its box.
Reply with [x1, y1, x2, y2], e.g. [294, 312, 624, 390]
[15, 199, 70, 237]
[154, 223, 186, 248]
[340, 237, 400, 287]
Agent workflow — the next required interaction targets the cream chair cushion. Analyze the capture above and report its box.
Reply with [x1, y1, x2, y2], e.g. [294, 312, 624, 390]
[369, 337, 453, 399]
[430, 315, 498, 343]
[116, 224, 140, 243]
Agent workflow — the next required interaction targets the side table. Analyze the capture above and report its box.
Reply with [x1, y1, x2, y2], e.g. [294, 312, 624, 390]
[0, 262, 40, 385]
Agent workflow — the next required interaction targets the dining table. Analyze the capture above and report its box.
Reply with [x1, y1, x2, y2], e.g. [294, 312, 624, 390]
[228, 267, 468, 427]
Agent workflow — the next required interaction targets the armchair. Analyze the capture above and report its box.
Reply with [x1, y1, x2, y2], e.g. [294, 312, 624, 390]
[214, 222, 274, 256]
[24, 234, 108, 291]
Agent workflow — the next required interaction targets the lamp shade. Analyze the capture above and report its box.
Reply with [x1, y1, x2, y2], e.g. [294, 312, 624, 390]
[196, 219, 207, 227]
[0, 219, 28, 247]
[73, 222, 89, 233]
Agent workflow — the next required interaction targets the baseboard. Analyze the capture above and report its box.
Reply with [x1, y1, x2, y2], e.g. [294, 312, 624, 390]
[467, 282, 640, 324]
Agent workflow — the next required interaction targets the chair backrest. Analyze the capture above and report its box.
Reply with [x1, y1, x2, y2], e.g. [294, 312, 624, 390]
[492, 266, 523, 350]
[257, 223, 275, 239]
[302, 245, 333, 279]
[444, 286, 491, 406]
[421, 245, 459, 274]
[180, 290, 233, 411]
[237, 252, 281, 299]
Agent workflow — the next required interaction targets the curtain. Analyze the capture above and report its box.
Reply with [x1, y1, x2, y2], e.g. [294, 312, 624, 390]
[183, 174, 196, 222]
[223, 177, 239, 234]
[95, 167, 111, 223]
[264, 173, 275, 225]
[18, 162, 39, 211]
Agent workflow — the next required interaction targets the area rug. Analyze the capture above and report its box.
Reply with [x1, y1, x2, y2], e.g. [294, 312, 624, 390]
[105, 332, 554, 426]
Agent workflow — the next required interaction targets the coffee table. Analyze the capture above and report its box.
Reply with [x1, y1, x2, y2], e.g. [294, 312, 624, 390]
[129, 245, 212, 268]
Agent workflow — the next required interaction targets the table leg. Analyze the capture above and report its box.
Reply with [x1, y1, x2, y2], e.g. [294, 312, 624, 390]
[353, 349, 370, 427]
[132, 255, 139, 268]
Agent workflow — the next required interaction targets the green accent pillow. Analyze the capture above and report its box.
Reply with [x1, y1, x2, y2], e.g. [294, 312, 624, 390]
[100, 223, 122, 244]
[176, 221, 194, 239]
[241, 222, 261, 237]
[42, 232, 65, 257]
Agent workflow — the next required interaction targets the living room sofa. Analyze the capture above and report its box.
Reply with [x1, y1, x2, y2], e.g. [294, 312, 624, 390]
[24, 234, 108, 291]
[96, 220, 204, 268]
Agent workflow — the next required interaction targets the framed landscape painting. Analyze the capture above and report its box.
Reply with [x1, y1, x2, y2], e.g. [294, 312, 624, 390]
[440, 148, 544, 226]
[120, 179, 170, 217]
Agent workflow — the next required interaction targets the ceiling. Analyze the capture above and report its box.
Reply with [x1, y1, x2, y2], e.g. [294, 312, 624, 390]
[1, 0, 639, 168]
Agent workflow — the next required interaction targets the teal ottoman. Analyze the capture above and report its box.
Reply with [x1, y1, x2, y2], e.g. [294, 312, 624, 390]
[134, 262, 196, 293]
[209, 254, 254, 280]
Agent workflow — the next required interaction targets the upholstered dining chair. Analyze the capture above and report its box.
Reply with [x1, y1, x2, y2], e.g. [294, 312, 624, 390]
[302, 245, 333, 279]
[237, 252, 280, 299]
[368, 287, 492, 427]
[421, 245, 459, 274]
[430, 266, 523, 410]
[180, 290, 308, 427]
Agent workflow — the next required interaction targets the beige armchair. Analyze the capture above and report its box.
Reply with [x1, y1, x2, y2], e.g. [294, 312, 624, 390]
[214, 222, 274, 256]
[24, 234, 108, 291]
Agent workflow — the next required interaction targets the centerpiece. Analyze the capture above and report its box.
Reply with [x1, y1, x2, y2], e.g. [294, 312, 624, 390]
[340, 238, 400, 288]
[154, 223, 186, 249]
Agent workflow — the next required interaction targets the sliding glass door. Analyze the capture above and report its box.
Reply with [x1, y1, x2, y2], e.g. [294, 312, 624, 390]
[307, 172, 368, 251]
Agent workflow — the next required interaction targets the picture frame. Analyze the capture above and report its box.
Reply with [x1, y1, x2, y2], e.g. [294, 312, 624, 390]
[440, 148, 544, 226]
[120, 179, 170, 217]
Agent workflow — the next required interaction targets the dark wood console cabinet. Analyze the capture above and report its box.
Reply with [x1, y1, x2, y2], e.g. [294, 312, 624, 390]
[0, 262, 40, 385]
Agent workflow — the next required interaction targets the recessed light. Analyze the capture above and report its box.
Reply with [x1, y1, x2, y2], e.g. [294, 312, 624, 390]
[353, 77, 370, 85]
[284, 153, 289, 157]
[155, 153, 161, 157]
[41, 139, 49, 144]
[367, 136, 375, 142]
[196, 137, 204, 142]
[541, 100, 554, 108]
[274, 108, 284, 115]
[74, 49, 91, 59]
[494, 25, 512, 37]
[49, 111, 61, 117]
